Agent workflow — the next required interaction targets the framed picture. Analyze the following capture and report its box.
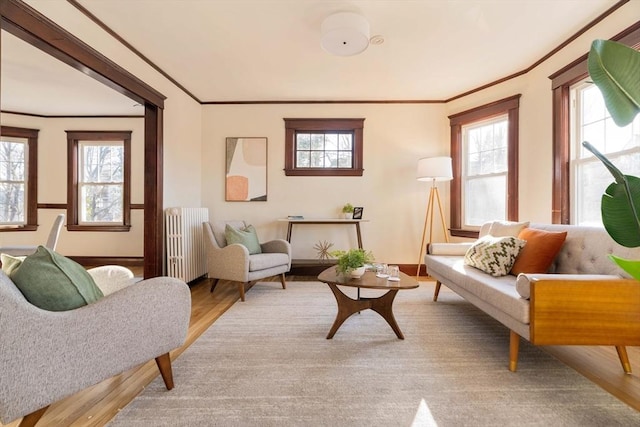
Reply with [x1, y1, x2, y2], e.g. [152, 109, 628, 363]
[352, 207, 364, 219]
[225, 137, 267, 201]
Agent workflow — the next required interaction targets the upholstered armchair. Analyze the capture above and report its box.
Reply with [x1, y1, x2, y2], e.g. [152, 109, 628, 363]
[0, 267, 191, 427]
[0, 214, 65, 256]
[203, 221, 291, 301]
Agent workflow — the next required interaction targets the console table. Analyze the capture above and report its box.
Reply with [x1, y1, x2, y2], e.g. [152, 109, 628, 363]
[277, 218, 369, 249]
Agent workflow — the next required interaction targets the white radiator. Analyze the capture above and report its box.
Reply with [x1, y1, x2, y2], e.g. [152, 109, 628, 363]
[165, 207, 209, 282]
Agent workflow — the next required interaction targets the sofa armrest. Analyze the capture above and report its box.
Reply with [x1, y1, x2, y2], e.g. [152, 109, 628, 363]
[529, 278, 640, 346]
[515, 273, 620, 299]
[427, 242, 473, 256]
[205, 243, 250, 281]
[0, 276, 190, 422]
[261, 239, 291, 255]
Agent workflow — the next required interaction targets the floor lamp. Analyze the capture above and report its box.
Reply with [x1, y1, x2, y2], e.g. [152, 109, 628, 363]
[416, 156, 453, 278]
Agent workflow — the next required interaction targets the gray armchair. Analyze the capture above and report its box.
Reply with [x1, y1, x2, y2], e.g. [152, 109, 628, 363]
[0, 268, 191, 427]
[0, 214, 65, 256]
[203, 221, 291, 301]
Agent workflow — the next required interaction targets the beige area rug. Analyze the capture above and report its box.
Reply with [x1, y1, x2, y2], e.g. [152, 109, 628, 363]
[109, 281, 640, 426]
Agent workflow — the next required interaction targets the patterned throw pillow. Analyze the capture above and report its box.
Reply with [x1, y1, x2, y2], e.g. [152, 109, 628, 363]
[464, 235, 526, 277]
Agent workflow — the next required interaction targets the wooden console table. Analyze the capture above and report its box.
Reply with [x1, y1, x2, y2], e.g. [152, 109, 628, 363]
[277, 218, 369, 249]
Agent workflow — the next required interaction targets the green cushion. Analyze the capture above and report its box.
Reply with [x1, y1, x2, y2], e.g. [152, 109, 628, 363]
[225, 224, 262, 254]
[10, 246, 104, 311]
[1, 253, 25, 276]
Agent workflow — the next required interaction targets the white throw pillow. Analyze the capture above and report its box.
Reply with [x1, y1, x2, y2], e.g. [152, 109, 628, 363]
[488, 221, 530, 237]
[464, 235, 526, 277]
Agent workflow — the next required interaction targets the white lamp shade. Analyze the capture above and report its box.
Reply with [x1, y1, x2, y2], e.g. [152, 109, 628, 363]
[321, 12, 370, 56]
[417, 156, 453, 182]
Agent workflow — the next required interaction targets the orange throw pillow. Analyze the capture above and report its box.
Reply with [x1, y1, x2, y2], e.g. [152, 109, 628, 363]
[510, 228, 567, 275]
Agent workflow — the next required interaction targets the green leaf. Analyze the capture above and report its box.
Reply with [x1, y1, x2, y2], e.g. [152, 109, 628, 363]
[582, 141, 640, 248]
[609, 255, 640, 281]
[588, 39, 640, 127]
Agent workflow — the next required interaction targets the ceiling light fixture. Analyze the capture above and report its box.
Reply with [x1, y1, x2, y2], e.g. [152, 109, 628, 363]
[320, 12, 370, 56]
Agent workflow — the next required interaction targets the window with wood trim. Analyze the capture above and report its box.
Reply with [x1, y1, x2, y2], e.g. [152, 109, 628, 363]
[67, 131, 131, 231]
[449, 95, 520, 238]
[284, 118, 364, 176]
[550, 23, 640, 224]
[0, 126, 38, 231]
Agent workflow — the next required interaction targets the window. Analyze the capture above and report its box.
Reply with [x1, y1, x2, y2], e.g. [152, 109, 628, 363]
[550, 24, 640, 224]
[570, 81, 640, 225]
[284, 118, 364, 176]
[0, 126, 38, 231]
[67, 131, 131, 231]
[449, 95, 520, 237]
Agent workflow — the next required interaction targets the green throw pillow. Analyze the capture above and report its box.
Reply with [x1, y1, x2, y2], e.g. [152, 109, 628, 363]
[463, 235, 526, 277]
[225, 224, 262, 254]
[1, 253, 25, 276]
[10, 246, 104, 311]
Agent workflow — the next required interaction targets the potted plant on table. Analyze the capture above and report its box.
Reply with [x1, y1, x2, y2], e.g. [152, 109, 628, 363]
[341, 203, 354, 219]
[330, 248, 374, 278]
[581, 39, 640, 279]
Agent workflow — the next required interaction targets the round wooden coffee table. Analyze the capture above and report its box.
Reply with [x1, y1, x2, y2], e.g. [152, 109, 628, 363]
[318, 267, 419, 339]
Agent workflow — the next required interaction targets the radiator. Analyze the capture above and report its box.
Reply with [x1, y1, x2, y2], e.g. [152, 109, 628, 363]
[165, 207, 209, 282]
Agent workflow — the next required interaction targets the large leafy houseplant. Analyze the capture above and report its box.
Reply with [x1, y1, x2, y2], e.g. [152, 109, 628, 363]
[582, 39, 640, 279]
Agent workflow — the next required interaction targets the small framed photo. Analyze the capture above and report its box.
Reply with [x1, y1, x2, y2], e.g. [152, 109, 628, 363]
[352, 207, 364, 219]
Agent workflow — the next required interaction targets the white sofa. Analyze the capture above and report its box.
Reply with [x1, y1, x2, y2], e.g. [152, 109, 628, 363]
[425, 221, 640, 372]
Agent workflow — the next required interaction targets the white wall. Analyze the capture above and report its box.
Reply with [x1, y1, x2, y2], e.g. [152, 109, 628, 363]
[0, 113, 145, 257]
[6, 1, 638, 264]
[202, 103, 449, 263]
[445, 2, 640, 224]
[23, 0, 204, 209]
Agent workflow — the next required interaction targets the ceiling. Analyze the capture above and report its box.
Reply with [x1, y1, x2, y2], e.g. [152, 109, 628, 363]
[1, 0, 621, 115]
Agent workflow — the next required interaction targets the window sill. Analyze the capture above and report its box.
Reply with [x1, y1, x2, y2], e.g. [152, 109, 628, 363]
[449, 228, 479, 239]
[0, 225, 38, 232]
[67, 224, 131, 232]
[284, 168, 364, 177]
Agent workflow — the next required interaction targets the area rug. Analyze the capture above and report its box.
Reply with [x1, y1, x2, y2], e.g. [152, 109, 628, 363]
[108, 281, 640, 426]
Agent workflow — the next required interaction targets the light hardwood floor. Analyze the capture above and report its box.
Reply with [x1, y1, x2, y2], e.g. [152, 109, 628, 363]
[3, 276, 639, 426]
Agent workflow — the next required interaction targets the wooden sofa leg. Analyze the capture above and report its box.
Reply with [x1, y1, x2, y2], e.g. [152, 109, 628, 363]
[509, 330, 520, 372]
[239, 282, 246, 301]
[616, 346, 632, 374]
[433, 281, 442, 302]
[209, 278, 219, 293]
[155, 353, 175, 390]
[19, 406, 49, 427]
[280, 273, 287, 289]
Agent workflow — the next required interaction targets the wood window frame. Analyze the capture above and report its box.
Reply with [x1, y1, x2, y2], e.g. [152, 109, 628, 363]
[66, 130, 131, 232]
[283, 118, 364, 176]
[449, 94, 521, 238]
[549, 22, 640, 224]
[0, 125, 38, 231]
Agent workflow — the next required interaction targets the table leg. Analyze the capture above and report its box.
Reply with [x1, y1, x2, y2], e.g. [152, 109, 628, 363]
[355, 222, 363, 249]
[325, 284, 404, 339]
[286, 222, 293, 242]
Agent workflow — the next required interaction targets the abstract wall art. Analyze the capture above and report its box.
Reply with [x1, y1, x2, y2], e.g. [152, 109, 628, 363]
[225, 137, 267, 201]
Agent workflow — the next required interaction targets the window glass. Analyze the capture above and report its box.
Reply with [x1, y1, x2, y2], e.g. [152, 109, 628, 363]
[462, 115, 509, 227]
[284, 118, 364, 176]
[0, 136, 27, 224]
[571, 81, 640, 225]
[79, 142, 124, 223]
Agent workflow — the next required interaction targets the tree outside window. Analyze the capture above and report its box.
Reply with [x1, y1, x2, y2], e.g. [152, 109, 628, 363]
[449, 95, 520, 237]
[284, 118, 364, 176]
[0, 126, 38, 230]
[67, 131, 131, 231]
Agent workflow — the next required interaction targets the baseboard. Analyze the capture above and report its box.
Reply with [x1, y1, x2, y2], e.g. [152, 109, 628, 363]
[68, 256, 144, 267]
[288, 261, 429, 278]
